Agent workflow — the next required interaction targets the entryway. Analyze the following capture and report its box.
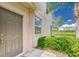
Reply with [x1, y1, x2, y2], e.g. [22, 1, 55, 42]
[0, 7, 23, 57]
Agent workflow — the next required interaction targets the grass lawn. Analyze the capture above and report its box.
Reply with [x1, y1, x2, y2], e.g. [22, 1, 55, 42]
[52, 30, 76, 37]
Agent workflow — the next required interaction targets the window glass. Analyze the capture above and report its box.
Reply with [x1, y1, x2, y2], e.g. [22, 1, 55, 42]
[35, 17, 42, 34]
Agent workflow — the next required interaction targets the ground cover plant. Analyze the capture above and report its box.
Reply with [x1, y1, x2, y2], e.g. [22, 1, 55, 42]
[37, 30, 79, 57]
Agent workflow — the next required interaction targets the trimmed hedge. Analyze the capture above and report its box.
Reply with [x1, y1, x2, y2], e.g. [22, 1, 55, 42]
[37, 36, 79, 57]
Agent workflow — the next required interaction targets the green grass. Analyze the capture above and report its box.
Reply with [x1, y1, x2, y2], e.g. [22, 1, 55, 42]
[52, 30, 76, 37]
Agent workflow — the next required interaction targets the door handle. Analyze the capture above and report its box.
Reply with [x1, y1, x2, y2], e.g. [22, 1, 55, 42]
[1, 37, 4, 44]
[0, 33, 4, 44]
[1, 33, 4, 37]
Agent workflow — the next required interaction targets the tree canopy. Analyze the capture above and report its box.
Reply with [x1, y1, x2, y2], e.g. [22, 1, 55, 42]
[46, 2, 75, 14]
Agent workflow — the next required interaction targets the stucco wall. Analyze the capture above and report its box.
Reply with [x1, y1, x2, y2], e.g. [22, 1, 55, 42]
[75, 3, 79, 38]
[33, 2, 52, 47]
[42, 13, 53, 36]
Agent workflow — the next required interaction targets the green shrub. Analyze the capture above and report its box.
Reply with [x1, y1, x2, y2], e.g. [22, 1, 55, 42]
[45, 36, 58, 50]
[37, 36, 46, 48]
[68, 38, 79, 57]
[56, 36, 70, 52]
[37, 36, 79, 57]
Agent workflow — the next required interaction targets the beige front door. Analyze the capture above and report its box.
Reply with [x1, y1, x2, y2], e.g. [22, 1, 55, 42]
[0, 7, 23, 57]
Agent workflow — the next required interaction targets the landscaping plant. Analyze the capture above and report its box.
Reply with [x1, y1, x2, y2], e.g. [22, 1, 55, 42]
[37, 35, 79, 57]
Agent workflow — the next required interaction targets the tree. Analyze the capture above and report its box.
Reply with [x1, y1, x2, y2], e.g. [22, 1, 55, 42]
[46, 2, 74, 14]
[46, 2, 64, 14]
[55, 16, 62, 31]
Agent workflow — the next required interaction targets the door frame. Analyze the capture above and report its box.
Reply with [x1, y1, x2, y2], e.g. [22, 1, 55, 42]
[0, 3, 35, 56]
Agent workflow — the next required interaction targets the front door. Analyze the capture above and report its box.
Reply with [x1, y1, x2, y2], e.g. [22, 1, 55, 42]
[0, 7, 23, 57]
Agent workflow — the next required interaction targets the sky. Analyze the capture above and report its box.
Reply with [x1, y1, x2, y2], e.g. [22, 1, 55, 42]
[35, 18, 42, 27]
[53, 2, 76, 25]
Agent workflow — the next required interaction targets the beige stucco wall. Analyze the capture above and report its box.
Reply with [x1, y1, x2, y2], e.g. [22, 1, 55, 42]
[0, 2, 35, 53]
[42, 13, 53, 36]
[74, 3, 79, 38]
[33, 2, 52, 47]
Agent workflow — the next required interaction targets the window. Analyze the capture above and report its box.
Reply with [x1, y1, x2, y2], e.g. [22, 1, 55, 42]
[35, 17, 42, 34]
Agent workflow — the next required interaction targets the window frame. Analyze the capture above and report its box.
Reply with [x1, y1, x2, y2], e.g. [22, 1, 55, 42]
[34, 16, 42, 34]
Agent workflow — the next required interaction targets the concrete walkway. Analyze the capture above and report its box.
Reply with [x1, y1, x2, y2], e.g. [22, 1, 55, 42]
[20, 48, 68, 57]
[21, 48, 68, 57]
